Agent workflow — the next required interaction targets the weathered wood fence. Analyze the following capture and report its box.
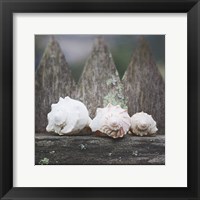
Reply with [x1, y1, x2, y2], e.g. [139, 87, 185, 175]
[35, 36, 165, 135]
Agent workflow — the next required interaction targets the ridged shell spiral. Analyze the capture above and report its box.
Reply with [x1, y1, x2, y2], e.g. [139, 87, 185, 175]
[130, 111, 158, 136]
[46, 96, 91, 135]
[89, 104, 131, 138]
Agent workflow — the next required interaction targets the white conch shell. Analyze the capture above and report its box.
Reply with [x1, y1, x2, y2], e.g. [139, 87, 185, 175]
[89, 104, 131, 138]
[46, 96, 91, 135]
[130, 111, 158, 136]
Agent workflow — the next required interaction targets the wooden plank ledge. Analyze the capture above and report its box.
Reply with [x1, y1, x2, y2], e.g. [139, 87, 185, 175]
[35, 134, 165, 165]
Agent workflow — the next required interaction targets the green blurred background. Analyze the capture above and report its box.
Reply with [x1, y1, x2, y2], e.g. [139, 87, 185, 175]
[35, 35, 165, 82]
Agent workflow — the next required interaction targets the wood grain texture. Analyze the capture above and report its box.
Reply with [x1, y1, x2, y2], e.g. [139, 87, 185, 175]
[123, 37, 165, 134]
[35, 134, 165, 165]
[76, 37, 127, 118]
[35, 37, 76, 132]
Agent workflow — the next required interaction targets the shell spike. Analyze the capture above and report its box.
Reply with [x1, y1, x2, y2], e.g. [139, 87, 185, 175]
[51, 104, 56, 109]
[46, 97, 91, 135]
[64, 96, 71, 100]
[59, 97, 64, 101]
[89, 103, 131, 139]
[107, 103, 112, 108]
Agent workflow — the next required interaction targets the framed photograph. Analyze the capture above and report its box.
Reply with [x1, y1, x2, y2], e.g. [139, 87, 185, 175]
[0, 0, 199, 199]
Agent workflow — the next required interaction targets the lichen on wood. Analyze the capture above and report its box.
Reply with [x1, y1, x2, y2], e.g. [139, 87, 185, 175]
[35, 133, 165, 165]
[76, 37, 127, 118]
[122, 37, 165, 134]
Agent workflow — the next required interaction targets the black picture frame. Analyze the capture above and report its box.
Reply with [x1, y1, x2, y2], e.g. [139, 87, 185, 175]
[0, 0, 199, 199]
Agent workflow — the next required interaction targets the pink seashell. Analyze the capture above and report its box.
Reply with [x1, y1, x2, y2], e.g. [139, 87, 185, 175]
[89, 103, 131, 138]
